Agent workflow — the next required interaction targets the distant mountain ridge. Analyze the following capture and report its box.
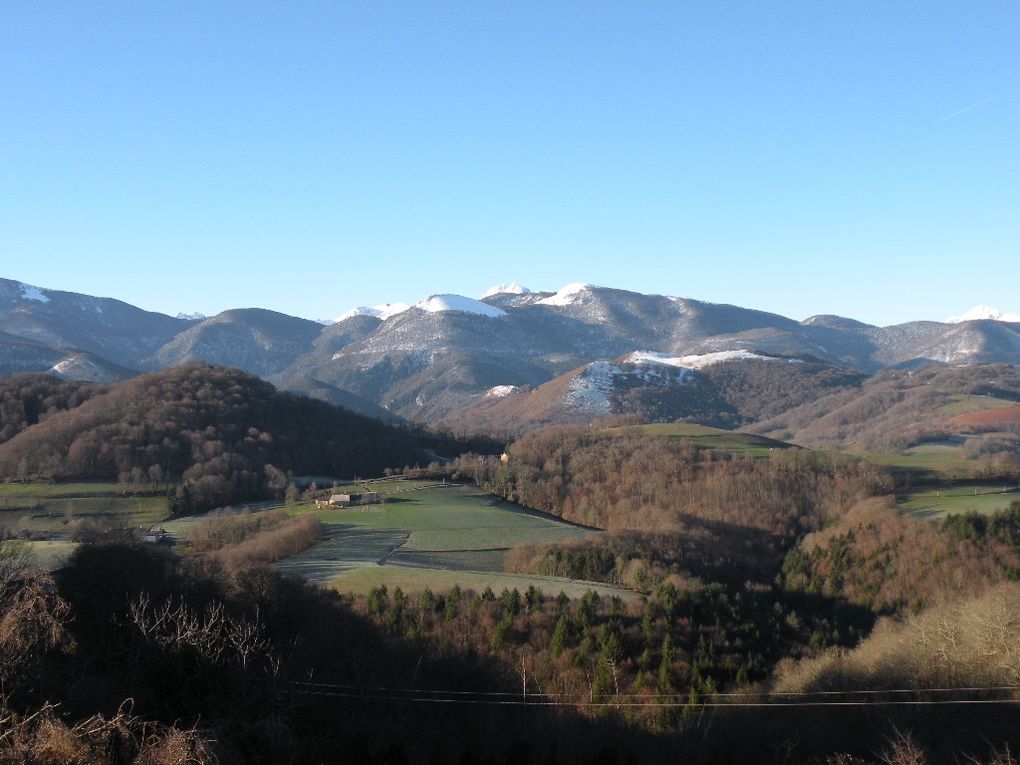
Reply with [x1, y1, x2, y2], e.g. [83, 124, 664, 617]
[2, 277, 1018, 424]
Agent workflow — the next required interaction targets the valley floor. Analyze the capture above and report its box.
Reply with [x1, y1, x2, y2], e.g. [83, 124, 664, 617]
[275, 479, 639, 600]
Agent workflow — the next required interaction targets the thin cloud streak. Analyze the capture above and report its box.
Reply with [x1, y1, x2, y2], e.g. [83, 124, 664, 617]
[940, 90, 1010, 121]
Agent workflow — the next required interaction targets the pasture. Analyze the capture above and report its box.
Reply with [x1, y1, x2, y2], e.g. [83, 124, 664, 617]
[0, 481, 167, 537]
[898, 483, 1020, 519]
[856, 448, 979, 478]
[275, 480, 634, 598]
[604, 422, 794, 457]
[935, 394, 1018, 416]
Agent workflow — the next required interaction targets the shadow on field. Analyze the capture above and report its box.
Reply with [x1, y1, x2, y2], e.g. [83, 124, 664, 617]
[274, 524, 409, 583]
[378, 496, 415, 505]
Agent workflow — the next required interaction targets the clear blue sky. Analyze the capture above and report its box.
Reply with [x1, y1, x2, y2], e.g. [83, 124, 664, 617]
[2, 2, 1017, 326]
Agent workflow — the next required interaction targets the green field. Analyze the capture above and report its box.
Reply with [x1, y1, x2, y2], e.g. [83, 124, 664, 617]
[275, 480, 633, 599]
[898, 483, 1020, 519]
[855, 448, 979, 477]
[0, 481, 167, 537]
[335, 565, 638, 601]
[935, 394, 1018, 416]
[22, 540, 79, 570]
[604, 422, 794, 457]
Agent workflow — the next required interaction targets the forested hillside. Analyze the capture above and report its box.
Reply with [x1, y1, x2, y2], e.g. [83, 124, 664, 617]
[0, 373, 106, 444]
[0, 364, 466, 511]
[452, 425, 891, 536]
[756, 364, 1020, 453]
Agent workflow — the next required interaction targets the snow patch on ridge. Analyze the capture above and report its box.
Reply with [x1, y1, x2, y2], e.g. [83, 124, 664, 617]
[415, 294, 507, 317]
[564, 362, 616, 414]
[19, 283, 50, 303]
[485, 385, 519, 398]
[947, 305, 1020, 324]
[624, 349, 784, 369]
[537, 283, 594, 307]
[481, 282, 531, 299]
[336, 303, 411, 322]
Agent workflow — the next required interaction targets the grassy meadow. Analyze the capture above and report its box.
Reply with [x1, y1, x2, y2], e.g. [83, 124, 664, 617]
[605, 422, 794, 457]
[0, 481, 167, 537]
[934, 394, 1019, 416]
[898, 482, 1020, 519]
[275, 479, 633, 598]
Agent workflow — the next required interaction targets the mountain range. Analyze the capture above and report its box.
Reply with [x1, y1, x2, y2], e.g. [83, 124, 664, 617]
[2, 277, 1019, 428]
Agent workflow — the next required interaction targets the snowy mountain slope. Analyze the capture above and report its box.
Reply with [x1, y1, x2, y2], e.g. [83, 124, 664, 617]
[2, 277, 1020, 425]
[0, 278, 187, 368]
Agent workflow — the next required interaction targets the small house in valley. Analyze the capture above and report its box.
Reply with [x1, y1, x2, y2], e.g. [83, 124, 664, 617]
[316, 492, 382, 508]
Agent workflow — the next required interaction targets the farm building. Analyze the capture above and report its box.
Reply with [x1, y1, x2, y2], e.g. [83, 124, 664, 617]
[316, 492, 382, 508]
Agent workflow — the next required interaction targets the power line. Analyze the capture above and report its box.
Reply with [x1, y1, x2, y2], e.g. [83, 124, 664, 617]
[279, 678, 1020, 701]
[272, 679, 1020, 709]
[289, 688, 1020, 709]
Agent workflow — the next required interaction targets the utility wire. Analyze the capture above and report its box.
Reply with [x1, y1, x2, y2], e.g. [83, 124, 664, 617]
[288, 688, 1020, 709]
[278, 678, 1020, 701]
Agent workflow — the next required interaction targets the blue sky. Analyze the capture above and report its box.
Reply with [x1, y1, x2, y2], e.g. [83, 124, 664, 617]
[2, 2, 1017, 326]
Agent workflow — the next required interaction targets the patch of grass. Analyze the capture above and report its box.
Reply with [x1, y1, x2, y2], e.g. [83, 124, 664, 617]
[23, 540, 78, 571]
[0, 496, 167, 536]
[329, 564, 640, 601]
[855, 450, 978, 477]
[935, 395, 1018, 416]
[310, 485, 586, 549]
[0, 481, 158, 498]
[276, 484, 608, 597]
[603, 423, 794, 457]
[899, 483, 1020, 519]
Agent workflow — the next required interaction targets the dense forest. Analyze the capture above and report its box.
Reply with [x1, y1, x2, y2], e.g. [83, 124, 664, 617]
[0, 373, 105, 445]
[451, 426, 891, 537]
[0, 364, 487, 511]
[781, 499, 1020, 614]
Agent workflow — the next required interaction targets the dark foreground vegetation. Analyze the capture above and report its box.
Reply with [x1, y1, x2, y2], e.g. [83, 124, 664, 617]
[0, 536, 1017, 765]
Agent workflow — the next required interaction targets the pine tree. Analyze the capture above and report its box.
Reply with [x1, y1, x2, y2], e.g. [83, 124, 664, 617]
[550, 614, 570, 659]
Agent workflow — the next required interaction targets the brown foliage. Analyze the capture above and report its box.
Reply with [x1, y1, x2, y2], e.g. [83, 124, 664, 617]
[756, 364, 1020, 453]
[0, 373, 104, 446]
[0, 702, 219, 764]
[505, 520, 782, 593]
[0, 364, 429, 510]
[774, 582, 1020, 693]
[0, 541, 73, 686]
[187, 508, 290, 552]
[210, 513, 322, 570]
[781, 498, 1020, 613]
[457, 426, 890, 537]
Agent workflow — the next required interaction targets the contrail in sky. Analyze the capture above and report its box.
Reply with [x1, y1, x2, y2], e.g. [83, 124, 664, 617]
[940, 90, 1010, 121]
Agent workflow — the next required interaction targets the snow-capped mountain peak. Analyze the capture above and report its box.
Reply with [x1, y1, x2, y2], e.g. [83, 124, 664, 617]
[537, 282, 595, 306]
[946, 305, 1020, 324]
[336, 303, 411, 322]
[480, 282, 531, 299]
[176, 312, 206, 321]
[414, 294, 507, 317]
